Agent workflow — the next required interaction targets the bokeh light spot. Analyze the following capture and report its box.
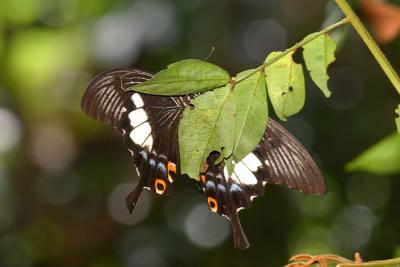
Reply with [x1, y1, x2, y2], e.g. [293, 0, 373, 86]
[330, 206, 377, 253]
[107, 183, 152, 225]
[184, 203, 230, 249]
[29, 124, 76, 171]
[0, 108, 21, 153]
[93, 10, 145, 66]
[346, 174, 390, 210]
[243, 19, 287, 62]
[92, 0, 177, 66]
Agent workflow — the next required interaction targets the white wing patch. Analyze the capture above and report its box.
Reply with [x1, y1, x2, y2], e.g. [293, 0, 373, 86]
[225, 155, 260, 185]
[142, 135, 154, 150]
[233, 161, 258, 185]
[223, 166, 229, 178]
[231, 172, 241, 184]
[130, 122, 152, 145]
[129, 108, 148, 127]
[131, 93, 144, 108]
[242, 153, 262, 172]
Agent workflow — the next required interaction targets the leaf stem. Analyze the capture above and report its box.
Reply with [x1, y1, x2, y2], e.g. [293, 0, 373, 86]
[233, 18, 350, 85]
[335, 0, 400, 95]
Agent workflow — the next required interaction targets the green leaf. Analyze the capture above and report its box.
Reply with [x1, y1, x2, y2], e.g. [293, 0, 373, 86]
[131, 59, 230, 95]
[265, 51, 305, 121]
[232, 69, 268, 162]
[396, 105, 400, 133]
[178, 85, 235, 179]
[303, 33, 337, 97]
[224, 158, 235, 177]
[346, 133, 400, 175]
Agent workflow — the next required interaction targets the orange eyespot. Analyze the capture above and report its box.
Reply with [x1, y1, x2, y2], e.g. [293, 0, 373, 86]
[155, 179, 167, 195]
[200, 175, 206, 184]
[168, 161, 176, 173]
[207, 197, 218, 213]
[167, 161, 176, 183]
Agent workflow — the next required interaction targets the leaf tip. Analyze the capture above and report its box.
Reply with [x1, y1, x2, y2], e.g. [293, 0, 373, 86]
[323, 89, 332, 98]
[344, 161, 356, 172]
[278, 116, 288, 122]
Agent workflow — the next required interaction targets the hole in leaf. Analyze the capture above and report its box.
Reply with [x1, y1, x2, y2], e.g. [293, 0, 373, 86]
[206, 151, 221, 167]
[289, 87, 293, 92]
[292, 48, 303, 64]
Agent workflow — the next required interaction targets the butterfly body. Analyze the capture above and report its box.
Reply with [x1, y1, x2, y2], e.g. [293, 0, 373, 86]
[81, 68, 326, 250]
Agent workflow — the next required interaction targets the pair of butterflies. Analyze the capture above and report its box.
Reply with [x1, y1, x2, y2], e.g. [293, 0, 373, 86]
[81, 68, 326, 250]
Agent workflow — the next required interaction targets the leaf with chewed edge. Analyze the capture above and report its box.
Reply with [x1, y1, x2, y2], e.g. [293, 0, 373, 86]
[303, 33, 337, 97]
[131, 59, 230, 95]
[179, 85, 236, 179]
[265, 51, 305, 121]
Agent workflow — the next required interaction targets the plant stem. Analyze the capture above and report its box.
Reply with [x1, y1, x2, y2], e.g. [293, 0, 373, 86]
[233, 18, 350, 85]
[335, 0, 400, 95]
[337, 257, 400, 267]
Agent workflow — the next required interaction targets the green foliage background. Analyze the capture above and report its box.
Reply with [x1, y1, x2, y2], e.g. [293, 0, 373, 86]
[0, 0, 399, 267]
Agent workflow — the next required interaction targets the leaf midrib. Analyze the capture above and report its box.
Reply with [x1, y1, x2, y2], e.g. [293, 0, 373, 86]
[201, 87, 232, 165]
[233, 74, 262, 158]
[136, 77, 228, 86]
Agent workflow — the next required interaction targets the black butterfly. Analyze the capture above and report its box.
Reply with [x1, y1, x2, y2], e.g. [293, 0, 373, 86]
[81, 68, 326, 250]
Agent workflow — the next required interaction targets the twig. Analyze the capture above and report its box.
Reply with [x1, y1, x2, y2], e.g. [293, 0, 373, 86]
[233, 18, 350, 85]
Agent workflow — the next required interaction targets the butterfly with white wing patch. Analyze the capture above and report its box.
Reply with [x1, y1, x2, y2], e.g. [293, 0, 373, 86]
[81, 68, 326, 250]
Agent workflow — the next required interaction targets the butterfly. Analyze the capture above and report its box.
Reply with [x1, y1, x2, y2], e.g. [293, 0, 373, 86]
[81, 68, 326, 250]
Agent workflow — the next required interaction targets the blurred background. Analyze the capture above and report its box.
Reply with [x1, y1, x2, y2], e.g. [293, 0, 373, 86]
[0, 0, 399, 266]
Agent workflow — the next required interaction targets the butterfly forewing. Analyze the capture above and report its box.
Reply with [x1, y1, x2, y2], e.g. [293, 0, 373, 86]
[81, 69, 153, 128]
[81, 68, 189, 212]
[255, 119, 326, 194]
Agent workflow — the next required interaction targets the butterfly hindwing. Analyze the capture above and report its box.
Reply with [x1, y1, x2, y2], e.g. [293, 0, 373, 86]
[200, 118, 326, 249]
[121, 91, 190, 211]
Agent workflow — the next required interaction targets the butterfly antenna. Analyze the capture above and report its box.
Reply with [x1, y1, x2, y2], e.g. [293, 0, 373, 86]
[125, 176, 147, 213]
[230, 211, 250, 250]
[203, 46, 215, 61]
